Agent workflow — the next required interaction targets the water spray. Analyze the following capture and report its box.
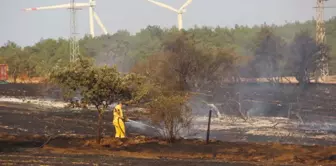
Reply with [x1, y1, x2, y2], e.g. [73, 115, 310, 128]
[207, 103, 222, 118]
[126, 119, 163, 137]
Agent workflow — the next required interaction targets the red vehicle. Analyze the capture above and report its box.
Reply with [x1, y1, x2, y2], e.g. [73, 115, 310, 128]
[0, 64, 8, 83]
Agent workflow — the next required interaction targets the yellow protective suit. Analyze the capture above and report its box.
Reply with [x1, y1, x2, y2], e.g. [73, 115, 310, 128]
[113, 103, 126, 138]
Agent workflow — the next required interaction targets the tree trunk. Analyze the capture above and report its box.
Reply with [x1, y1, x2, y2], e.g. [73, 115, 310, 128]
[13, 72, 17, 83]
[96, 111, 103, 144]
[168, 120, 175, 143]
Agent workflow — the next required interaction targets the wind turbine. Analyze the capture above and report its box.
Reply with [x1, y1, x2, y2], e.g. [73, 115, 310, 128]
[147, 0, 193, 30]
[22, 0, 108, 37]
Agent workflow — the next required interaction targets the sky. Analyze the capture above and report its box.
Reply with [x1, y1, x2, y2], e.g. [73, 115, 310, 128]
[1, 0, 336, 46]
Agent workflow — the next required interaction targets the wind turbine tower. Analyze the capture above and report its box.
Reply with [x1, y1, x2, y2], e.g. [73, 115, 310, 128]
[23, 0, 108, 62]
[70, 0, 80, 62]
[147, 0, 193, 30]
[316, 0, 328, 81]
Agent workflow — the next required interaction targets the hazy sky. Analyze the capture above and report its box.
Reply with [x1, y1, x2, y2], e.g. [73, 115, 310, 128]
[1, 0, 336, 46]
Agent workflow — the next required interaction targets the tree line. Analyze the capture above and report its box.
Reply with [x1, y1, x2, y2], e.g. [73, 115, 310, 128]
[1, 18, 335, 83]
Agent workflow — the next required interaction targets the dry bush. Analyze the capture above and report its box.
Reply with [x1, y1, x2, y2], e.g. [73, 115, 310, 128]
[147, 94, 193, 142]
[222, 92, 249, 122]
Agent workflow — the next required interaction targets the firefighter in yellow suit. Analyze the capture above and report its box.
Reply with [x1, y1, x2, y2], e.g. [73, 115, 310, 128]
[113, 102, 126, 138]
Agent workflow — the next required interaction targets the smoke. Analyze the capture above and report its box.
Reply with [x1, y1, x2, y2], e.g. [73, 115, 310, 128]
[85, 27, 332, 143]
[126, 119, 162, 137]
[187, 95, 210, 116]
[229, 27, 301, 118]
[84, 33, 137, 73]
[94, 53, 136, 73]
[246, 101, 288, 118]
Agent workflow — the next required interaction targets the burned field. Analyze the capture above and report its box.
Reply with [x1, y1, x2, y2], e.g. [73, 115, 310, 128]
[0, 153, 256, 166]
[0, 132, 335, 165]
[0, 83, 335, 165]
[191, 82, 336, 146]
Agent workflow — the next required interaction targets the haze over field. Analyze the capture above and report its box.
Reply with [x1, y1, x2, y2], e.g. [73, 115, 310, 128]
[0, 1, 336, 165]
[1, 0, 336, 46]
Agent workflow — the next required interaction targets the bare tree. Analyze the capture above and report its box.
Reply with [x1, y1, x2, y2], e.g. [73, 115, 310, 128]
[287, 30, 329, 88]
[250, 27, 286, 85]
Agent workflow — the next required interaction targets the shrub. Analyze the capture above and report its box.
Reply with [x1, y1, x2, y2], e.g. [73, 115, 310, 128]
[147, 94, 193, 142]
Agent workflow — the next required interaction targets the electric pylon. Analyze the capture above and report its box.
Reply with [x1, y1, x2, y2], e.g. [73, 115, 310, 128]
[69, 0, 80, 62]
[316, 0, 329, 81]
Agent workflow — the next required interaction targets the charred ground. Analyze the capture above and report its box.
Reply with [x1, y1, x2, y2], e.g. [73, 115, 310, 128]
[0, 83, 335, 165]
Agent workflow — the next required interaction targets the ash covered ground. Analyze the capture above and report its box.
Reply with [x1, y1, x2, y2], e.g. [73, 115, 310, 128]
[0, 83, 335, 165]
[0, 83, 335, 145]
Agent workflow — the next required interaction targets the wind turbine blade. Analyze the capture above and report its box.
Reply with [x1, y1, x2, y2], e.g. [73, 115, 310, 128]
[179, 0, 193, 11]
[93, 12, 108, 35]
[147, 0, 179, 13]
[23, 4, 71, 11]
[22, 3, 90, 11]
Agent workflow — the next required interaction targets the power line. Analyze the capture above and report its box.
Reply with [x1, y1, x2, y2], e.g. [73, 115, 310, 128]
[315, 0, 332, 82]
[69, 0, 80, 63]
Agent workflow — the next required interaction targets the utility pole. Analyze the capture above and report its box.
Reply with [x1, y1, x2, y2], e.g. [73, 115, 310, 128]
[316, 0, 329, 81]
[69, 0, 80, 62]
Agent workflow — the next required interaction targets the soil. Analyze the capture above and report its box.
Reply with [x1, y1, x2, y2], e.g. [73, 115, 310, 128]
[0, 133, 335, 166]
[0, 153, 256, 166]
[0, 83, 46, 97]
[0, 102, 114, 137]
[0, 82, 336, 165]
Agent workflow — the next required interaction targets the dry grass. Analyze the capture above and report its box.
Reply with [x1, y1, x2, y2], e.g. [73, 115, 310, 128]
[37, 136, 336, 165]
[6, 76, 46, 84]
